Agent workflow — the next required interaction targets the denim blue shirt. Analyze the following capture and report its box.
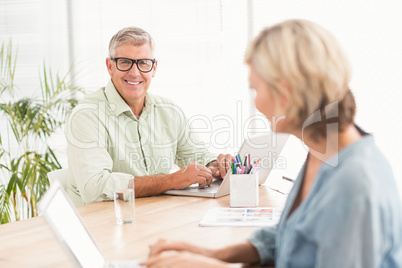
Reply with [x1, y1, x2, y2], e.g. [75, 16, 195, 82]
[248, 135, 402, 267]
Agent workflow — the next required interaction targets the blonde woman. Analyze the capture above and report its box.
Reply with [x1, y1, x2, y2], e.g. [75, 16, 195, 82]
[143, 19, 402, 268]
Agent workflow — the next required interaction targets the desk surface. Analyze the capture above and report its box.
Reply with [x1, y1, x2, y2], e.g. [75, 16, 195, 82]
[0, 185, 287, 268]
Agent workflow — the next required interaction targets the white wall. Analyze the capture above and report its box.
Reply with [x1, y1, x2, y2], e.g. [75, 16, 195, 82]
[1, 0, 401, 197]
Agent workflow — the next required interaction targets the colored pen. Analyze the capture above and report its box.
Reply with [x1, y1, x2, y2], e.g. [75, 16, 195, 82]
[248, 165, 253, 174]
[240, 166, 245, 174]
[251, 163, 259, 174]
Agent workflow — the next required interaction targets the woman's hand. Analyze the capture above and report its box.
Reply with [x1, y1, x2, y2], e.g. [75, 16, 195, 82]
[143, 251, 233, 268]
[148, 238, 213, 258]
[144, 239, 259, 267]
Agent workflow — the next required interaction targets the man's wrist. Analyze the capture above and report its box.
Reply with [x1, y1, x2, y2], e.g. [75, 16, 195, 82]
[166, 172, 178, 189]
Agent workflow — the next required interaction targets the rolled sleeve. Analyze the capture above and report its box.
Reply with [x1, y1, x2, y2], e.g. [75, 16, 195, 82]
[102, 172, 133, 200]
[66, 103, 113, 204]
[247, 225, 277, 266]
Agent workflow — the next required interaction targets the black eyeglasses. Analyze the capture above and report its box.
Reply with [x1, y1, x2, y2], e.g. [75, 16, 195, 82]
[110, 57, 155, 73]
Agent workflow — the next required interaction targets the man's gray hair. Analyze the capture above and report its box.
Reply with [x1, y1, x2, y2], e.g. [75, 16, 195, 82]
[108, 26, 155, 58]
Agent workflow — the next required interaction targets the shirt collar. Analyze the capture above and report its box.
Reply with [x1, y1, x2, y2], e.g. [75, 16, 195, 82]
[105, 80, 131, 116]
[324, 134, 374, 168]
[104, 79, 154, 119]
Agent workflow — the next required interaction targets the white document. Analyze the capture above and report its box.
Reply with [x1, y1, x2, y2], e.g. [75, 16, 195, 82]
[199, 207, 282, 227]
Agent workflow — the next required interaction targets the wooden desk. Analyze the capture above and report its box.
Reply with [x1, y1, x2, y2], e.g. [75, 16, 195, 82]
[0, 185, 286, 267]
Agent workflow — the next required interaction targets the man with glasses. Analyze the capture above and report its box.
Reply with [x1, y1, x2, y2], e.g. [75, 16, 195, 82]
[65, 27, 220, 206]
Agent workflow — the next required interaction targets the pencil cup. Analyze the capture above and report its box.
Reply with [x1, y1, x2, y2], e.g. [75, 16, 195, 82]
[112, 173, 135, 224]
[230, 172, 259, 207]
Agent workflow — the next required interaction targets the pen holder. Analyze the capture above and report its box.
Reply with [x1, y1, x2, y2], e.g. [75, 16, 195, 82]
[230, 172, 259, 207]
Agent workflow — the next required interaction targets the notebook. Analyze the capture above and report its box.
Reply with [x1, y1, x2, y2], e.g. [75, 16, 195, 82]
[39, 180, 143, 268]
[163, 133, 289, 198]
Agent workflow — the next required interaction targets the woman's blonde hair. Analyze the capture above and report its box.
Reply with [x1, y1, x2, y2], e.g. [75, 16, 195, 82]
[245, 19, 356, 139]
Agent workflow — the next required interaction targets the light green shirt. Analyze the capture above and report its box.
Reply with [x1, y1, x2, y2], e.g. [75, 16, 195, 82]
[65, 80, 216, 206]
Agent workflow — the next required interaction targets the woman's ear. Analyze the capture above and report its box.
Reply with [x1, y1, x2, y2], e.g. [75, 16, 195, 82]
[278, 79, 292, 110]
[276, 79, 298, 128]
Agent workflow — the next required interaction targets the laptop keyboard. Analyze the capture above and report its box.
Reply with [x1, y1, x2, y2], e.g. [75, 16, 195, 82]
[185, 180, 222, 192]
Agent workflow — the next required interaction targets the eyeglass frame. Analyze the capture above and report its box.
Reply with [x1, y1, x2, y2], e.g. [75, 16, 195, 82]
[110, 57, 156, 73]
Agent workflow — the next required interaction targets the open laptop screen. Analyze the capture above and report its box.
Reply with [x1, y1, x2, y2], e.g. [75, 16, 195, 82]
[237, 133, 289, 185]
[40, 182, 105, 268]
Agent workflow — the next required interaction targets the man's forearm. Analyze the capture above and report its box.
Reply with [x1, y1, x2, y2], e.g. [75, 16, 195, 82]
[131, 162, 213, 197]
[133, 173, 175, 197]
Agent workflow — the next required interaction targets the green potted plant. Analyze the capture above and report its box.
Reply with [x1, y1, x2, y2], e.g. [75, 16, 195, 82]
[0, 41, 82, 223]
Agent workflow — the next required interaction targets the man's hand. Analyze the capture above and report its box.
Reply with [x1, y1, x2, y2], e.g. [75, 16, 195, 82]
[207, 154, 234, 179]
[172, 162, 213, 188]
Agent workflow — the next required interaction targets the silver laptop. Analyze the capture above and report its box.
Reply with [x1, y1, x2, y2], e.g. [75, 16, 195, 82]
[39, 180, 143, 268]
[164, 133, 289, 198]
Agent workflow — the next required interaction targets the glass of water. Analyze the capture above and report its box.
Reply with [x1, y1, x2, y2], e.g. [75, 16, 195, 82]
[111, 173, 135, 224]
